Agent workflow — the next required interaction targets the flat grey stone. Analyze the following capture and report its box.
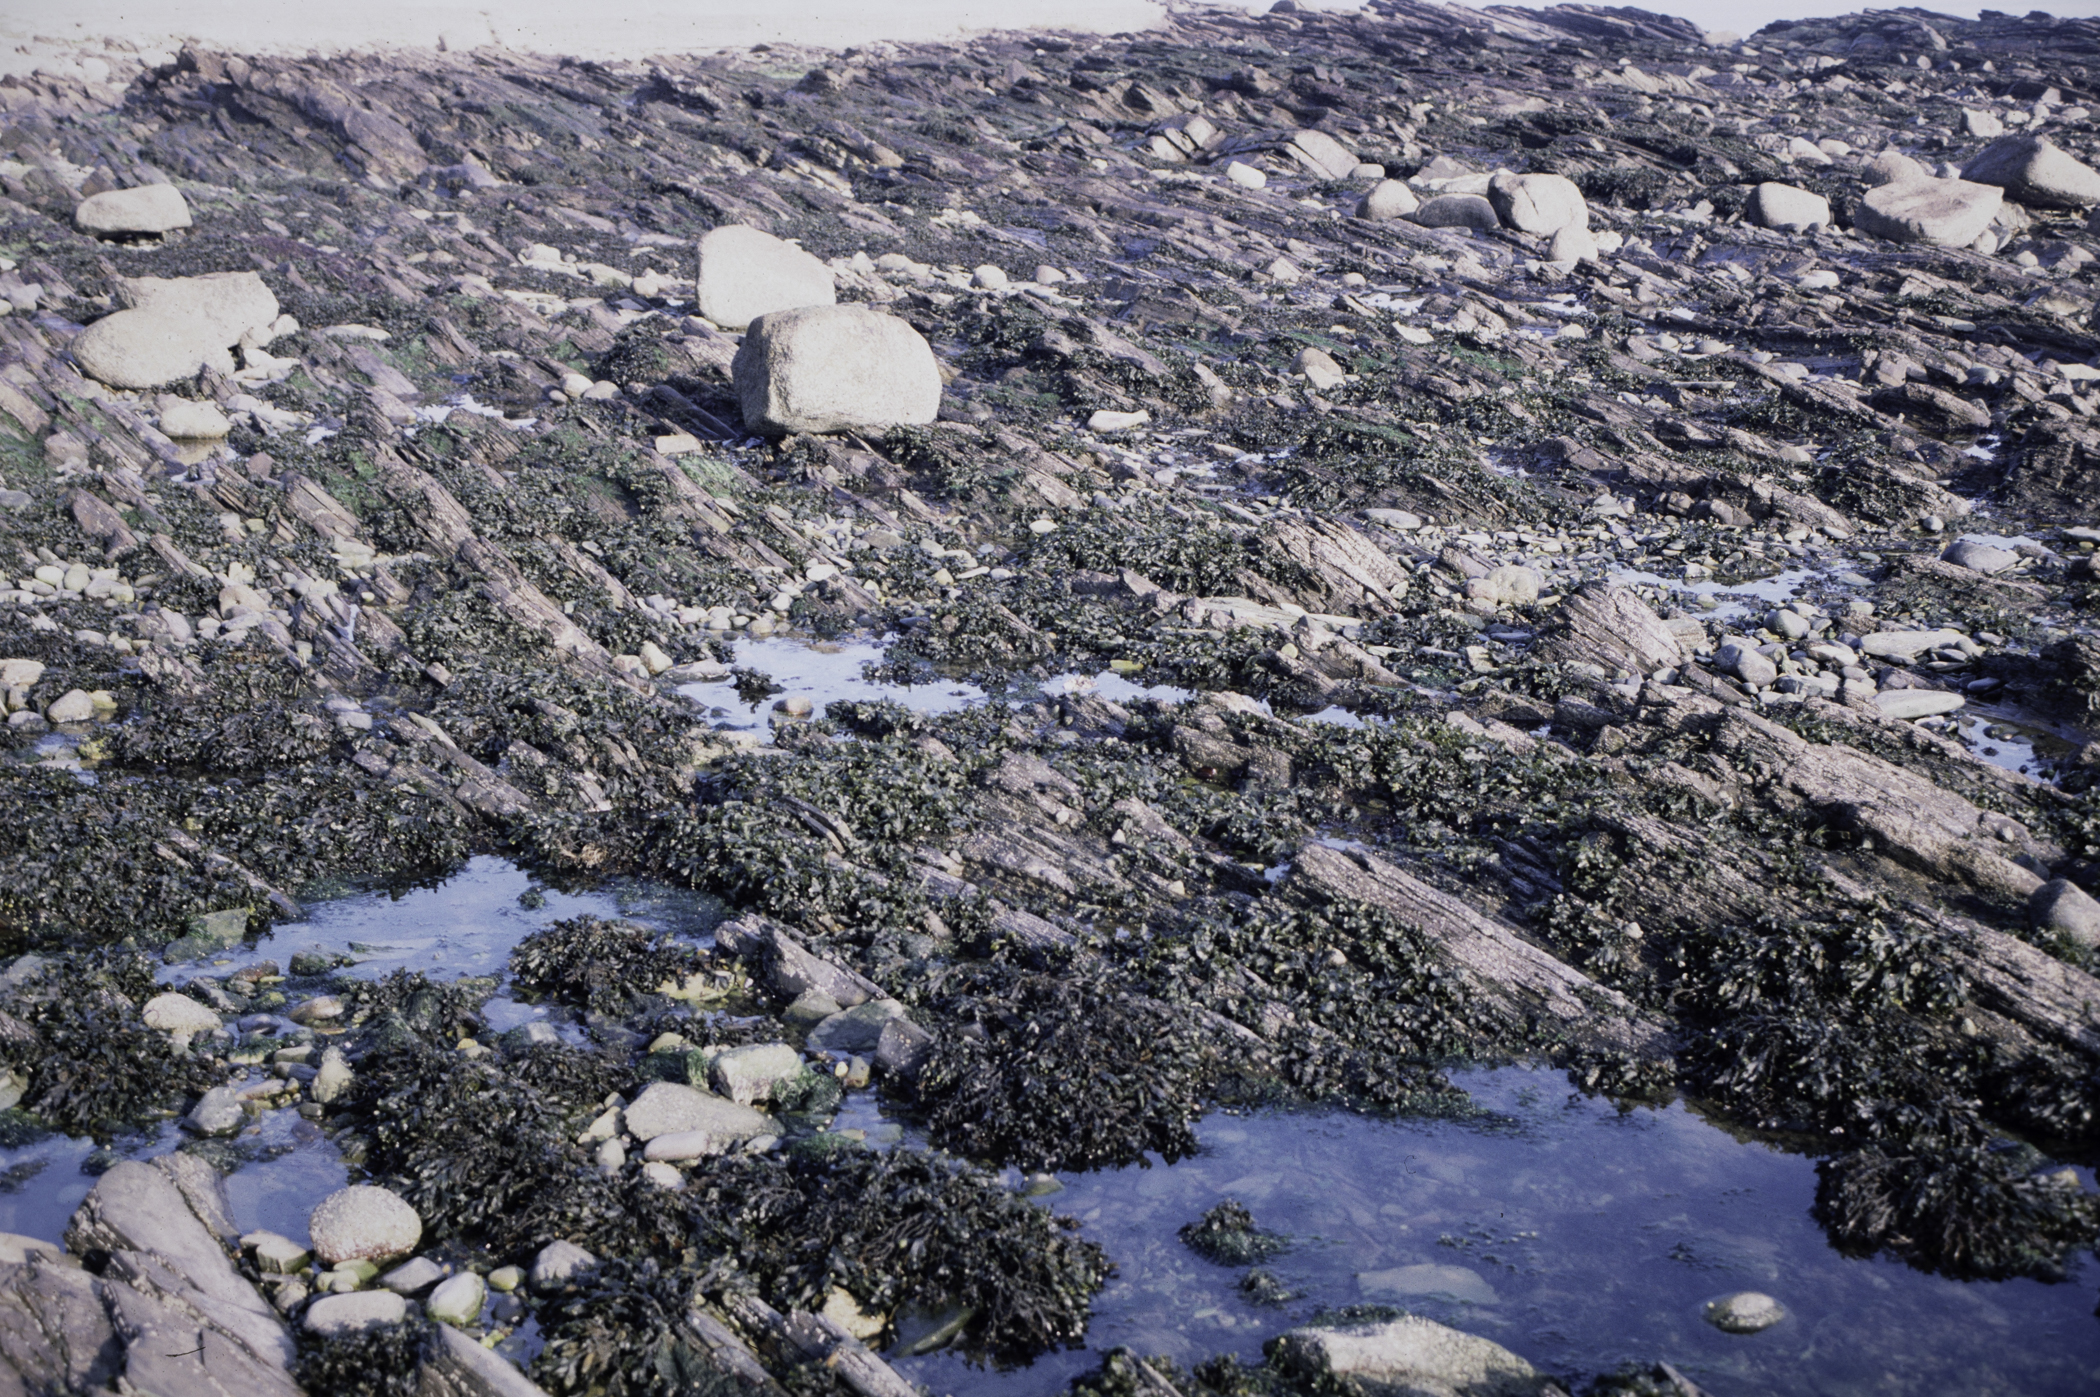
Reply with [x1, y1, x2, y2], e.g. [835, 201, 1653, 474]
[1271, 1314, 1552, 1396]
[807, 999, 909, 1056]
[709, 1043, 804, 1106]
[1874, 689, 1964, 720]
[529, 1240, 598, 1292]
[305, 1289, 409, 1336]
[1942, 539, 2018, 574]
[1410, 193, 1500, 231]
[1856, 178, 2003, 247]
[1705, 1290, 1786, 1334]
[379, 1256, 446, 1294]
[2032, 878, 2100, 949]
[184, 1084, 246, 1136]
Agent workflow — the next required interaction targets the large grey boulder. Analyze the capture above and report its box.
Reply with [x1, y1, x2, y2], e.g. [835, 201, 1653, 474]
[1411, 193, 1501, 231]
[308, 1184, 423, 1264]
[733, 304, 942, 436]
[1855, 178, 2003, 247]
[695, 224, 836, 330]
[1487, 171, 1587, 234]
[807, 999, 909, 1056]
[75, 183, 192, 236]
[70, 271, 280, 390]
[1960, 134, 2100, 209]
[1747, 182, 1831, 233]
[1269, 1315, 1557, 1397]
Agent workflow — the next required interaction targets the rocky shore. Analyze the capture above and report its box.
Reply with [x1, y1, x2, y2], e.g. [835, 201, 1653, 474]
[2, 3, 2100, 1394]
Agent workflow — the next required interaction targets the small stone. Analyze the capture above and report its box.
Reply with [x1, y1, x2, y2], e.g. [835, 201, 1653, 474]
[426, 1270, 486, 1327]
[1410, 193, 1500, 231]
[184, 1085, 245, 1136]
[1547, 223, 1598, 263]
[1087, 409, 1150, 433]
[312, 1045, 353, 1105]
[1942, 539, 2018, 574]
[530, 1240, 598, 1292]
[309, 1185, 423, 1265]
[1487, 171, 1587, 234]
[1464, 566, 1543, 608]
[45, 690, 96, 724]
[774, 695, 813, 718]
[695, 224, 836, 330]
[0, 659, 45, 688]
[379, 1256, 446, 1294]
[1705, 1291, 1786, 1334]
[157, 396, 232, 439]
[807, 999, 910, 1056]
[971, 264, 1009, 289]
[2032, 879, 2100, 949]
[732, 304, 942, 436]
[1874, 690, 1965, 721]
[1716, 639, 1778, 689]
[1353, 179, 1419, 221]
[822, 1286, 887, 1342]
[1859, 629, 1967, 660]
[74, 183, 192, 237]
[305, 1290, 409, 1337]
[486, 1265, 525, 1293]
[289, 994, 344, 1025]
[1746, 182, 1832, 233]
[142, 991, 221, 1038]
[1224, 161, 1267, 189]
[638, 641, 674, 674]
[1766, 609, 1811, 641]
[244, 1230, 312, 1275]
[623, 1080, 775, 1146]
[642, 1161, 686, 1189]
[783, 988, 843, 1025]
[710, 1043, 804, 1106]
[1293, 347, 1345, 391]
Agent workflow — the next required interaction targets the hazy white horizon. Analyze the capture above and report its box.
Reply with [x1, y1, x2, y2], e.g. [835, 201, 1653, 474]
[0, 0, 2016, 59]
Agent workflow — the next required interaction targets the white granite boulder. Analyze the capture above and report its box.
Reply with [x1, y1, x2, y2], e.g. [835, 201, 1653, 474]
[70, 272, 279, 390]
[695, 224, 835, 330]
[1746, 182, 1831, 233]
[1487, 171, 1587, 234]
[74, 184, 192, 237]
[732, 304, 942, 435]
[307, 1185, 422, 1265]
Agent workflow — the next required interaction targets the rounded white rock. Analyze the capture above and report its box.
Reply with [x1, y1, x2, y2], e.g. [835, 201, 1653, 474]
[308, 1185, 423, 1265]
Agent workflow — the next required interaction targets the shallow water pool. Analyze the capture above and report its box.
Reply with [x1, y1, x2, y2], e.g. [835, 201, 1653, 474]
[898, 1069, 2100, 1397]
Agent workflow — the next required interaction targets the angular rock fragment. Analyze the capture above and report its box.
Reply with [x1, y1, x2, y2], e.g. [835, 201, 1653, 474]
[1960, 134, 2100, 209]
[1271, 1314, 1556, 1396]
[1855, 178, 2003, 247]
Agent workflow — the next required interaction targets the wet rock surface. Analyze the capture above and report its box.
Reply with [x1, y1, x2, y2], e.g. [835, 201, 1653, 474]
[0, 4, 2098, 1396]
